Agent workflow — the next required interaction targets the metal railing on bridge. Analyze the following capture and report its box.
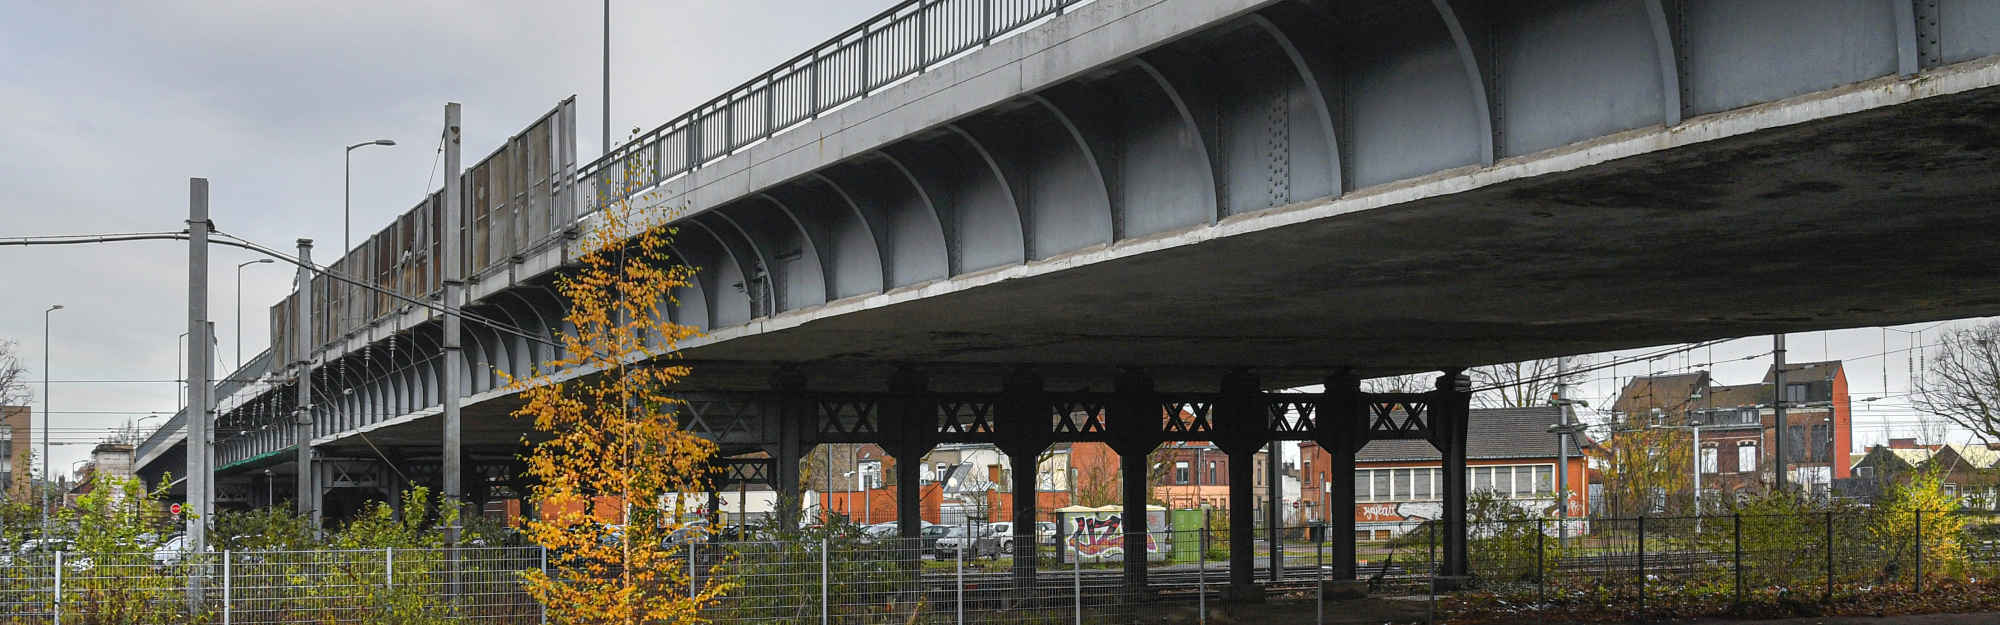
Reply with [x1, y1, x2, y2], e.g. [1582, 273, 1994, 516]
[582, 0, 1099, 213]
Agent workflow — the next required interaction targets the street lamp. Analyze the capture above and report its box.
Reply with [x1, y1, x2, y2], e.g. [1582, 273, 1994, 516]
[236, 259, 276, 369]
[41, 304, 61, 542]
[344, 139, 397, 254]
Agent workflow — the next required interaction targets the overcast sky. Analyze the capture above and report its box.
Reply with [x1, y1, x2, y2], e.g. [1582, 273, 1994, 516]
[1, 1, 1992, 481]
[0, 0, 889, 474]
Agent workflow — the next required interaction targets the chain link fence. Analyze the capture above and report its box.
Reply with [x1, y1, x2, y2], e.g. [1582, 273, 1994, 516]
[1460, 510, 1999, 619]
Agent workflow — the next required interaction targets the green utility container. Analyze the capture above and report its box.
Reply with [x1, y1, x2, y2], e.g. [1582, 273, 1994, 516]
[1170, 509, 1205, 564]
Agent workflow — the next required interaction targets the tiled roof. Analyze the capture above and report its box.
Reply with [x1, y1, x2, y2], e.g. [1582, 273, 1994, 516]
[1612, 373, 1710, 415]
[1764, 361, 1842, 383]
[1356, 406, 1585, 463]
[1935, 444, 2000, 470]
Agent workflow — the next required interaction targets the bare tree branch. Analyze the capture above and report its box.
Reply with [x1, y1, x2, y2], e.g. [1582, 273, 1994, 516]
[1913, 323, 2000, 443]
[1470, 356, 1592, 408]
[1362, 373, 1434, 394]
[0, 340, 28, 407]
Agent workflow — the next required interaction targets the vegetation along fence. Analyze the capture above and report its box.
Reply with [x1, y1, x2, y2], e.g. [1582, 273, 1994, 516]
[0, 511, 1989, 623]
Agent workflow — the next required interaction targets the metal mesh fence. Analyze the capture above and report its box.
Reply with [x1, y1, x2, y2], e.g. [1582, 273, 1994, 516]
[1457, 510, 1999, 619]
[0, 513, 1985, 623]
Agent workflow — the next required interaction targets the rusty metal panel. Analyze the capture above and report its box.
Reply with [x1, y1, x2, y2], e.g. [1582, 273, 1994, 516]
[470, 160, 492, 273]
[269, 99, 576, 361]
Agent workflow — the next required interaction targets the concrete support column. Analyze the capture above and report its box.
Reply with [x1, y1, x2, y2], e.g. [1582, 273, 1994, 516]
[1110, 367, 1159, 595]
[1434, 370, 1472, 581]
[996, 366, 1048, 597]
[1216, 369, 1265, 603]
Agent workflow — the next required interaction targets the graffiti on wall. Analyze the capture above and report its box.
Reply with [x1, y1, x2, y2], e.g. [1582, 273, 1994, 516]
[1356, 501, 1443, 522]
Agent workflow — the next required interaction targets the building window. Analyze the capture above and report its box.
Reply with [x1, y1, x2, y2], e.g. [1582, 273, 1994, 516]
[1535, 466, 1553, 496]
[1785, 383, 1809, 404]
[1208, 461, 1218, 485]
[1415, 468, 1435, 500]
[1393, 469, 1412, 501]
[1373, 471, 1390, 502]
[1355, 471, 1370, 502]
[1738, 442, 1759, 473]
[1700, 445, 1719, 474]
[1175, 461, 1190, 485]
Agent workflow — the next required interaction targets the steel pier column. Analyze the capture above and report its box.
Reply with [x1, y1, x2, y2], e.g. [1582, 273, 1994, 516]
[884, 366, 931, 541]
[769, 366, 809, 531]
[1434, 370, 1473, 582]
[995, 366, 1049, 598]
[1266, 441, 1283, 582]
[1317, 372, 1362, 581]
[1216, 369, 1266, 603]
[1109, 368, 1160, 595]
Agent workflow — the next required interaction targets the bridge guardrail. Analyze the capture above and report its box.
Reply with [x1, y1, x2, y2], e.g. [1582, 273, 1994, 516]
[579, 0, 1099, 215]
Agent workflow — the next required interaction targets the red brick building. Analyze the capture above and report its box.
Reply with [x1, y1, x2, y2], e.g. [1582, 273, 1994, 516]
[1613, 361, 1852, 499]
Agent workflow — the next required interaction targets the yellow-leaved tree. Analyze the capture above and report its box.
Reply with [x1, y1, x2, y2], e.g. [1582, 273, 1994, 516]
[1869, 467, 1966, 579]
[510, 189, 724, 624]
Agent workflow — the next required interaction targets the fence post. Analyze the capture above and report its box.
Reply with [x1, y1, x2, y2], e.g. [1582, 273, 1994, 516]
[1832, 510, 1840, 604]
[54, 551, 63, 625]
[540, 546, 549, 625]
[957, 534, 965, 625]
[1199, 523, 1208, 625]
[691, 541, 699, 598]
[1428, 518, 1437, 625]
[1637, 515, 1646, 621]
[1915, 509, 1924, 592]
[223, 550, 232, 625]
[1316, 539, 1324, 625]
[1073, 538, 1082, 625]
[1732, 513, 1743, 606]
[820, 538, 829, 625]
[1536, 518, 1545, 604]
[386, 547, 395, 589]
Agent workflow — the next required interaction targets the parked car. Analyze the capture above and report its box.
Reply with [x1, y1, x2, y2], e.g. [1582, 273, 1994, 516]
[918, 524, 953, 553]
[7, 539, 92, 571]
[932, 525, 999, 560]
[989, 521, 1061, 553]
[151, 534, 188, 567]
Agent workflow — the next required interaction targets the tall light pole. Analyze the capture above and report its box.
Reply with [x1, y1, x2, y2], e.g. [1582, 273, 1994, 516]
[344, 139, 397, 254]
[603, 0, 612, 155]
[40, 304, 60, 541]
[236, 259, 275, 370]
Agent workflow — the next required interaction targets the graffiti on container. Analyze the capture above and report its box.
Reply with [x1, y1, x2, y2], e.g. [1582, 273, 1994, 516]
[1065, 513, 1159, 557]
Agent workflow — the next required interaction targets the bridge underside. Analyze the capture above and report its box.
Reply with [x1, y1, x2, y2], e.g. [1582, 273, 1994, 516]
[653, 82, 2000, 393]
